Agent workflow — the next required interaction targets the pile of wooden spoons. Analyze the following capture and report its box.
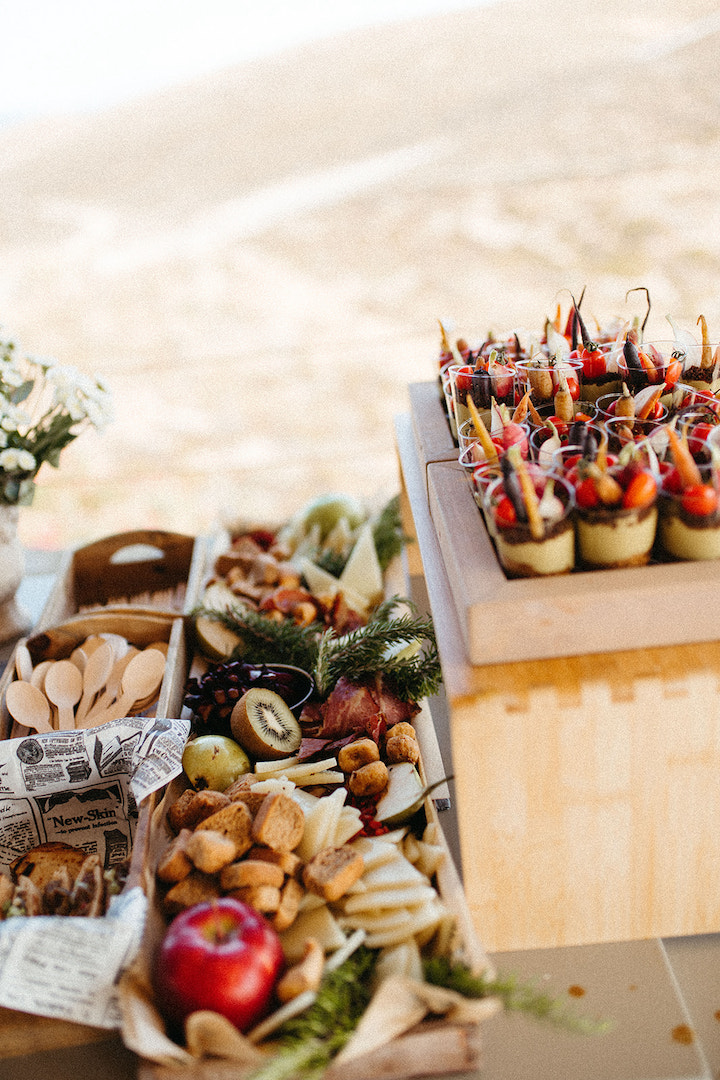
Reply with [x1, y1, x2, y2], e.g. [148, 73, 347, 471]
[6, 634, 167, 737]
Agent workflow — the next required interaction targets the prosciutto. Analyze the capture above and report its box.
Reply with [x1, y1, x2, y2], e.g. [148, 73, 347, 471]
[300, 675, 419, 745]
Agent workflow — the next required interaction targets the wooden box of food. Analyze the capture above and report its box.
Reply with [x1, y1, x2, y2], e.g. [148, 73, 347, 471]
[423, 428, 720, 667]
[124, 752, 498, 1080]
[37, 530, 207, 631]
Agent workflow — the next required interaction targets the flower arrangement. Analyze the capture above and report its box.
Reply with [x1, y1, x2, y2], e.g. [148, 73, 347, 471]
[0, 332, 112, 506]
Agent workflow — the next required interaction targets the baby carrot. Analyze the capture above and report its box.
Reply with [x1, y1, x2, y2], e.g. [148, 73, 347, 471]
[666, 424, 702, 489]
[466, 395, 499, 465]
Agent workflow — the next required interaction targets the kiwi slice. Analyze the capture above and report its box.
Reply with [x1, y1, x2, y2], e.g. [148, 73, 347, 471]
[230, 688, 303, 760]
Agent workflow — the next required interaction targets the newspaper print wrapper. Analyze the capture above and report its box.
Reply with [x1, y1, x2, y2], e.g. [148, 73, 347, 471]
[0, 713, 190, 1028]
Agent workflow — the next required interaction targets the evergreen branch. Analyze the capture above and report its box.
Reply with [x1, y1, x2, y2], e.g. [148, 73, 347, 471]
[423, 957, 613, 1036]
[193, 597, 441, 704]
[248, 947, 377, 1080]
[191, 604, 321, 672]
[372, 494, 408, 571]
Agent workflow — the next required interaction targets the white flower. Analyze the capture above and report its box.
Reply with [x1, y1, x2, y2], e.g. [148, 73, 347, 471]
[0, 448, 36, 473]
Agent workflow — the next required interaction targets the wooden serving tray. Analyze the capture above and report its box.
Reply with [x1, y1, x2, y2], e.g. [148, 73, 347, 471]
[131, 774, 495, 1080]
[426, 452, 720, 667]
[0, 609, 190, 740]
[408, 382, 458, 490]
[37, 530, 206, 631]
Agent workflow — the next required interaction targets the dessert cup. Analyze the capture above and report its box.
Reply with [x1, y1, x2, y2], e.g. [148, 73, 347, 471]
[484, 472, 575, 578]
[657, 488, 720, 561]
[574, 466, 659, 569]
[514, 357, 583, 409]
[451, 361, 515, 436]
[676, 342, 720, 395]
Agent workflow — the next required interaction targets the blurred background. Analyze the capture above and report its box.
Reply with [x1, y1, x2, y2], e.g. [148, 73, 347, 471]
[2, 0, 720, 550]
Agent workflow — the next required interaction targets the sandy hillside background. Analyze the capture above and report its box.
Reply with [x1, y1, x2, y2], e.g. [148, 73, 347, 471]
[2, 0, 720, 549]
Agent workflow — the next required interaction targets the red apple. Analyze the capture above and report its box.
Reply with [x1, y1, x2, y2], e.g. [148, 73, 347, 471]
[154, 898, 285, 1034]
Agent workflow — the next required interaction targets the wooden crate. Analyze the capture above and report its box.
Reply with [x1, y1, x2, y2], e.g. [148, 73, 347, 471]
[37, 530, 206, 630]
[408, 382, 458, 486]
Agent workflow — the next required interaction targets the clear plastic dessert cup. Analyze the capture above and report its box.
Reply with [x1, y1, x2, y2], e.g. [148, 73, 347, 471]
[574, 466, 659, 569]
[514, 357, 583, 408]
[675, 343, 720, 395]
[574, 341, 622, 404]
[602, 415, 666, 457]
[616, 340, 683, 404]
[657, 465, 720, 561]
[441, 364, 462, 440]
[451, 362, 515, 436]
[528, 406, 600, 463]
[484, 472, 575, 578]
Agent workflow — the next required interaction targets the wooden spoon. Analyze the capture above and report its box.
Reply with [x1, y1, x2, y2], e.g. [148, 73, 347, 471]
[82, 647, 140, 724]
[86, 648, 166, 726]
[5, 681, 54, 735]
[75, 641, 115, 725]
[30, 659, 53, 692]
[44, 660, 83, 730]
[14, 643, 33, 683]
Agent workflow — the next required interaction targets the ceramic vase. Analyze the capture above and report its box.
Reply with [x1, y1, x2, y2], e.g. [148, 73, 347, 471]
[0, 505, 32, 644]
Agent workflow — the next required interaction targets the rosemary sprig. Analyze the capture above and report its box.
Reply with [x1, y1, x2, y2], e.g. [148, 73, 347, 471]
[313, 600, 441, 700]
[248, 946, 377, 1080]
[423, 957, 613, 1036]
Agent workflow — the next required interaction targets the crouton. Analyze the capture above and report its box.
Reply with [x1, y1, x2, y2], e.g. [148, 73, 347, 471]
[167, 788, 230, 832]
[163, 871, 221, 915]
[302, 846, 365, 902]
[186, 829, 238, 874]
[219, 859, 285, 891]
[194, 801, 254, 857]
[251, 793, 304, 854]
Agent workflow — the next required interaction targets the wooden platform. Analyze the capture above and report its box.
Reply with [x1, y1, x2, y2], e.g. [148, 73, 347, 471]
[396, 409, 720, 953]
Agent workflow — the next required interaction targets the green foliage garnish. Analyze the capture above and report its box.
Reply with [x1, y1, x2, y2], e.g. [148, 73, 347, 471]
[248, 946, 378, 1080]
[192, 602, 322, 673]
[313, 598, 441, 700]
[314, 548, 347, 578]
[372, 494, 408, 571]
[423, 957, 613, 1035]
[192, 597, 441, 704]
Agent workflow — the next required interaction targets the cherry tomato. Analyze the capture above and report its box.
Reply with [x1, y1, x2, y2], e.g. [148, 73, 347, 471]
[681, 484, 719, 517]
[622, 472, 657, 510]
[579, 347, 606, 380]
[454, 366, 475, 396]
[494, 495, 517, 527]
[659, 463, 683, 494]
[664, 358, 682, 387]
[574, 477, 600, 508]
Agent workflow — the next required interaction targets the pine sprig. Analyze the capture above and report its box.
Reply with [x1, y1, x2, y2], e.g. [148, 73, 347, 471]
[423, 957, 612, 1036]
[192, 603, 321, 672]
[249, 946, 377, 1080]
[193, 597, 441, 704]
[313, 601, 441, 700]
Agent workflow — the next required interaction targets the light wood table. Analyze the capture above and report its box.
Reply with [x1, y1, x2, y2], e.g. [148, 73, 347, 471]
[395, 409, 720, 1079]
